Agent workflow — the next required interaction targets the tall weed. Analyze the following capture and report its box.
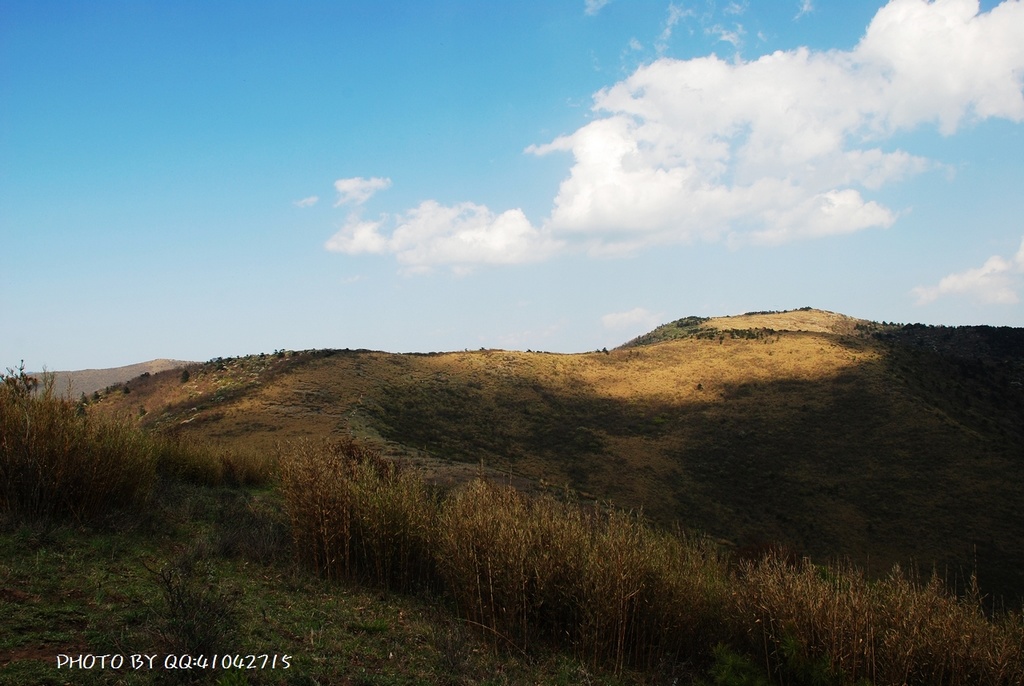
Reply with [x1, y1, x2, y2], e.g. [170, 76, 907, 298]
[434, 482, 728, 668]
[275, 436, 1023, 682]
[734, 552, 1024, 685]
[0, 364, 156, 521]
[278, 438, 436, 592]
[155, 435, 277, 488]
[146, 546, 241, 657]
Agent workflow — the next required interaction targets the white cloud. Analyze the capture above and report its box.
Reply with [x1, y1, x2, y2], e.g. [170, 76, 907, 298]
[857, 0, 1024, 135]
[585, 0, 611, 16]
[913, 237, 1024, 305]
[725, 2, 748, 17]
[333, 177, 392, 207]
[706, 23, 745, 49]
[601, 307, 664, 331]
[795, 0, 814, 19]
[293, 196, 319, 208]
[325, 217, 389, 255]
[326, 1, 1024, 273]
[743, 189, 897, 246]
[325, 200, 563, 273]
[528, 0, 1024, 254]
[656, 3, 693, 53]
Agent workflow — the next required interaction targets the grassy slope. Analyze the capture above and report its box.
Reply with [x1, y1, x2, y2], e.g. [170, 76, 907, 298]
[91, 310, 1024, 602]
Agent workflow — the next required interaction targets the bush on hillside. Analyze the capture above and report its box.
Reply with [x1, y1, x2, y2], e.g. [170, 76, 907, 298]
[154, 434, 276, 489]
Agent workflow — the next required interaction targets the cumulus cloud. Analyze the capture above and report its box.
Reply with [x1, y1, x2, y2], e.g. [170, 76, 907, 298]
[913, 237, 1024, 305]
[334, 177, 392, 206]
[293, 196, 319, 208]
[528, 0, 1024, 253]
[601, 307, 664, 331]
[858, 0, 1024, 134]
[325, 200, 563, 274]
[326, 1, 1024, 272]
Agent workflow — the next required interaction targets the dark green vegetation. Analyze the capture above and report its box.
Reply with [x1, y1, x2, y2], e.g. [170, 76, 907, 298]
[619, 316, 714, 347]
[7, 308, 1024, 683]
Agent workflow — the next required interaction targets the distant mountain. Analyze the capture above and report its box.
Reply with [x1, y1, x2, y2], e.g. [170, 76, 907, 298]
[88, 309, 1024, 602]
[32, 359, 193, 398]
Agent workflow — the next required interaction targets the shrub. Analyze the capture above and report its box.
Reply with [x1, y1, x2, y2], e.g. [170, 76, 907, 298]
[698, 644, 773, 686]
[214, 490, 290, 565]
[154, 435, 225, 486]
[146, 547, 241, 656]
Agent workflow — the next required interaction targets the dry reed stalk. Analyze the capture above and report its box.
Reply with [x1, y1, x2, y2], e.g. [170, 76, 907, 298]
[734, 552, 1024, 685]
[1, 367, 156, 521]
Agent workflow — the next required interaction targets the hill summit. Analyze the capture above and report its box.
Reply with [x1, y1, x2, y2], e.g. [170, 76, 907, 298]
[619, 307, 871, 348]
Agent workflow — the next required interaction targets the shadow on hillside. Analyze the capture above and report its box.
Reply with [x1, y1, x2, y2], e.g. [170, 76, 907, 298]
[369, 347, 1024, 605]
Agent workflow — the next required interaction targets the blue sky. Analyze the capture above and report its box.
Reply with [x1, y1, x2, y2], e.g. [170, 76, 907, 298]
[2, 0, 1023, 371]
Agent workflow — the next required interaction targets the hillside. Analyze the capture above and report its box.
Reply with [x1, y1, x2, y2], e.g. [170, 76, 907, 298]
[31, 359, 193, 398]
[89, 309, 1024, 602]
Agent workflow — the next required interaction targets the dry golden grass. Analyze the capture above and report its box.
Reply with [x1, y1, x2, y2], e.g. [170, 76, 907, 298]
[275, 438, 1023, 682]
[705, 307, 872, 334]
[0, 363, 276, 526]
[1, 366, 156, 521]
[278, 439, 730, 672]
[278, 437, 436, 592]
[153, 434, 277, 487]
[734, 553, 1024, 685]
[6, 366, 1023, 682]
